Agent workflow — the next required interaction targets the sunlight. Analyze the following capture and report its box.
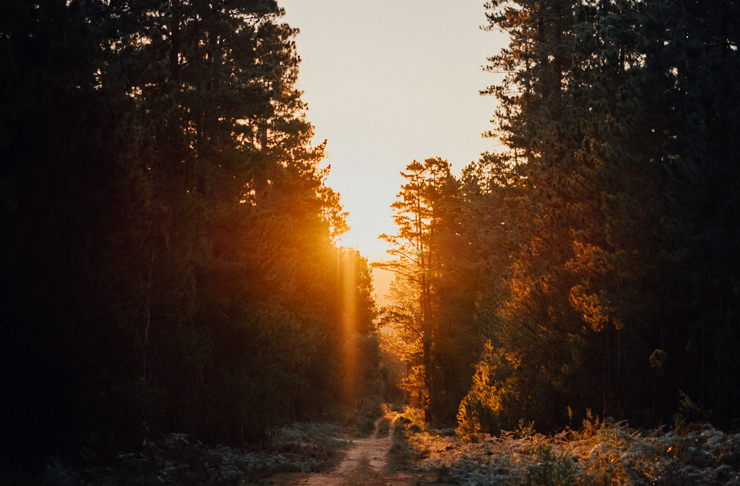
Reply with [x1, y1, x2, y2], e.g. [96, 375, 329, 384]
[280, 0, 506, 261]
[340, 249, 358, 404]
[9, 0, 739, 481]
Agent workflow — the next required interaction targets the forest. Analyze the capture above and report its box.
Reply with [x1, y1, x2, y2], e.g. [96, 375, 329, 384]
[2, 0, 740, 484]
[383, 0, 740, 436]
[2, 0, 379, 466]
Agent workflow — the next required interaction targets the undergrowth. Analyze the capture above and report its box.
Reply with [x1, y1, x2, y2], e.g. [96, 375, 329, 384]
[11, 399, 388, 485]
[341, 395, 385, 438]
[377, 418, 392, 438]
[17, 422, 348, 486]
[394, 408, 740, 486]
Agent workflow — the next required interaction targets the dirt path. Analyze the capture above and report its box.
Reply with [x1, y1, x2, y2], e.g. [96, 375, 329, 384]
[287, 414, 413, 486]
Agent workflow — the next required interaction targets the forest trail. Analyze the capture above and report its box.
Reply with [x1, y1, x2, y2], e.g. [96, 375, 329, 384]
[286, 413, 413, 486]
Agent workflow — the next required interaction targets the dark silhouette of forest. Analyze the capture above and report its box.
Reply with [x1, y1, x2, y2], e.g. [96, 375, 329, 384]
[1, 0, 379, 468]
[2, 0, 740, 480]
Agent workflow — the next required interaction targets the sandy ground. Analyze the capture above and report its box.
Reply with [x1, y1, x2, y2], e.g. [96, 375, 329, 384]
[285, 414, 415, 486]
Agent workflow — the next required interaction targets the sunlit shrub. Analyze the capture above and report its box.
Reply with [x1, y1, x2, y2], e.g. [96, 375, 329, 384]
[402, 406, 428, 431]
[401, 412, 740, 486]
[456, 397, 482, 443]
[515, 419, 537, 440]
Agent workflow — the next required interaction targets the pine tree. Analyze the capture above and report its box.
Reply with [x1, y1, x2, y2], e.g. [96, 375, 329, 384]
[377, 157, 460, 422]
[1, 0, 378, 459]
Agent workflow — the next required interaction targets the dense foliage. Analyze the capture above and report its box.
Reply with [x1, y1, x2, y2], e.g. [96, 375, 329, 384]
[1, 0, 378, 464]
[382, 0, 740, 433]
[396, 407, 740, 486]
[4, 0, 739, 475]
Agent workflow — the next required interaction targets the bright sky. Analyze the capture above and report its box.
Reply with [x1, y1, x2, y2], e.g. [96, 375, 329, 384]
[279, 0, 508, 301]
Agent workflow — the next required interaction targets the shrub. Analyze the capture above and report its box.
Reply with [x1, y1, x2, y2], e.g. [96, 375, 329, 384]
[673, 392, 711, 437]
[526, 444, 577, 486]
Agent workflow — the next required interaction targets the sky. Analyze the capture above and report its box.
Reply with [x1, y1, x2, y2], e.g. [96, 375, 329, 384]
[278, 0, 508, 301]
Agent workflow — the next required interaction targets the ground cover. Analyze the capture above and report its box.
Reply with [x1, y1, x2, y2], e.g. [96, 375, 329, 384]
[8, 399, 389, 485]
[11, 422, 348, 486]
[22, 403, 740, 486]
[390, 408, 740, 486]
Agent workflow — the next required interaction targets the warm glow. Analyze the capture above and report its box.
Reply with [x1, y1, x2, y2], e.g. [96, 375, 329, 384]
[280, 0, 509, 303]
[340, 249, 358, 403]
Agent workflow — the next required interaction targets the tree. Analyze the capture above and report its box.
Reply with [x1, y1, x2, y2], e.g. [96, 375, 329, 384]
[377, 157, 467, 422]
[1, 0, 379, 463]
[458, 0, 740, 433]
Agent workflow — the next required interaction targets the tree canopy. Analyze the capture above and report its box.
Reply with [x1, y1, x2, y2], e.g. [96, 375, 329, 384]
[1, 0, 379, 462]
[380, 0, 740, 434]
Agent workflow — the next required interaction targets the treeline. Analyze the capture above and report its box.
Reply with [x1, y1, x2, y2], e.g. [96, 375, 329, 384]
[381, 0, 740, 433]
[1, 0, 378, 462]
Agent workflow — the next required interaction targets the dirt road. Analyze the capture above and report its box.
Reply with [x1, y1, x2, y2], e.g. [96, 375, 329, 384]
[287, 414, 413, 486]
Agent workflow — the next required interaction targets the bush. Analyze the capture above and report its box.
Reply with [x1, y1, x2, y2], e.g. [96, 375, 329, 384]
[402, 406, 427, 432]
[673, 392, 712, 437]
[526, 444, 576, 486]
[360, 417, 376, 436]
[377, 418, 392, 438]
[456, 397, 482, 443]
[403, 415, 740, 486]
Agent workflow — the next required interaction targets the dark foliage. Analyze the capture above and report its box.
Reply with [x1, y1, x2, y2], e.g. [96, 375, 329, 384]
[0, 0, 378, 467]
[454, 0, 740, 433]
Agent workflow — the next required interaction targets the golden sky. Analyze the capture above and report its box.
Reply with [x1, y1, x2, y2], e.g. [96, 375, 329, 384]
[279, 0, 507, 301]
